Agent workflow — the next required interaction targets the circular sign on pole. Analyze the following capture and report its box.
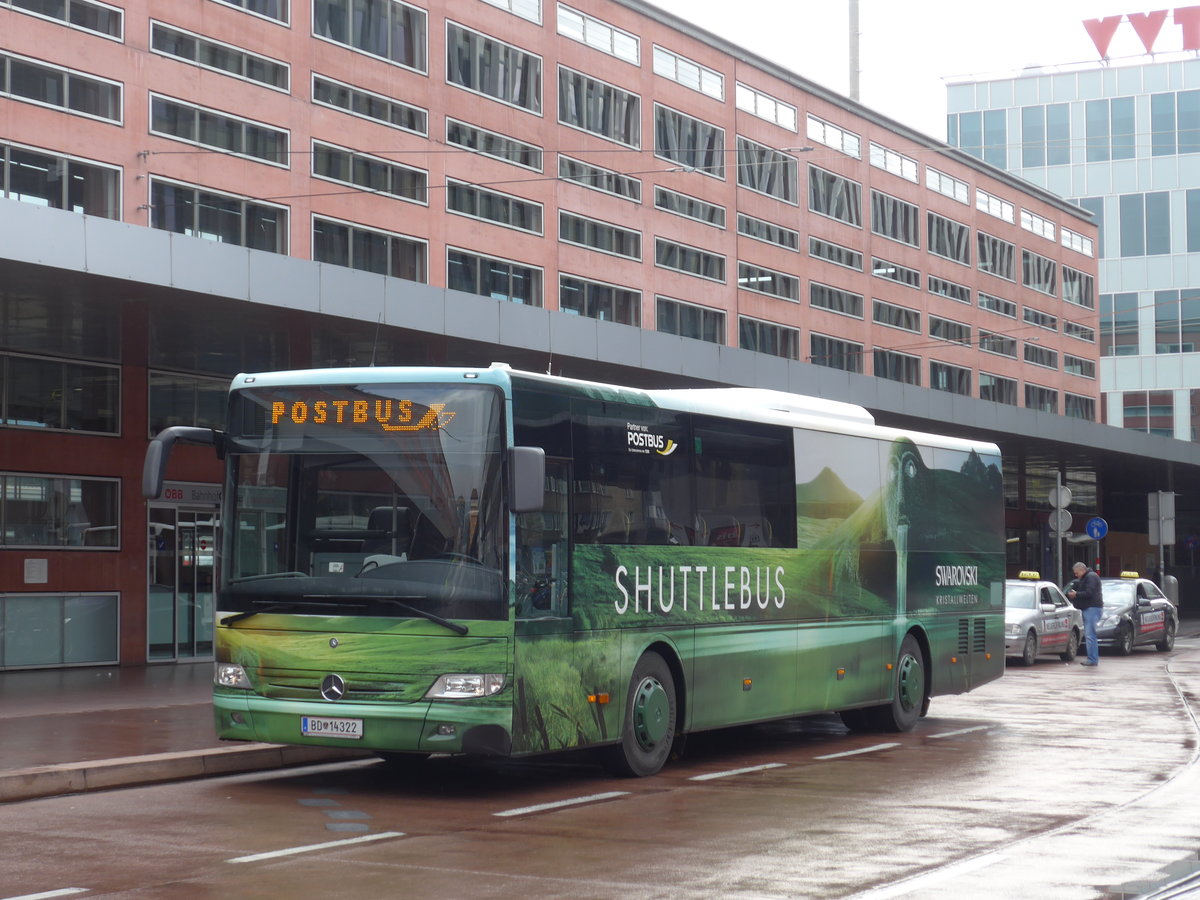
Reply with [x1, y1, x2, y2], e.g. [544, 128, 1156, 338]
[1085, 517, 1109, 540]
[1049, 509, 1073, 533]
[1048, 486, 1073, 509]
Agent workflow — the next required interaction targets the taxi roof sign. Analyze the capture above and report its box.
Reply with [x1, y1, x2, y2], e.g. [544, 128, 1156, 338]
[1119, 570, 1140, 578]
[1017, 570, 1041, 580]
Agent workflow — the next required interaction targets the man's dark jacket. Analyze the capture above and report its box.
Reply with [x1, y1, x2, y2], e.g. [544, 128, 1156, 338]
[1072, 569, 1103, 609]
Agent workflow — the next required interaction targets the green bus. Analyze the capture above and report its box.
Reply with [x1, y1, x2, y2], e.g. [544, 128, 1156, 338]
[143, 364, 1005, 776]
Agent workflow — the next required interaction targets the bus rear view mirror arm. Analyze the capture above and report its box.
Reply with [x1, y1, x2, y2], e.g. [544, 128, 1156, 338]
[509, 445, 545, 513]
[143, 426, 225, 499]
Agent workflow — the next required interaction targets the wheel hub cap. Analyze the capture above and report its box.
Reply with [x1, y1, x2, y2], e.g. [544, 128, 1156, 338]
[632, 676, 669, 749]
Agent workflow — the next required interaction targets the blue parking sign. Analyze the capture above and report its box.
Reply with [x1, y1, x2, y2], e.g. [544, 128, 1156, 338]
[1085, 517, 1108, 540]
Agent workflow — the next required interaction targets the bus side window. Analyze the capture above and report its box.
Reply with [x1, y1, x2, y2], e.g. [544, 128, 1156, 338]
[516, 458, 569, 617]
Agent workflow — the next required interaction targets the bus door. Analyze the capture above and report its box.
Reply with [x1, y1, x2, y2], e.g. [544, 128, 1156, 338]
[148, 506, 216, 661]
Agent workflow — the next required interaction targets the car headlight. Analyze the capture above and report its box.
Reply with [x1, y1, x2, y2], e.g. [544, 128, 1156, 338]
[1100, 614, 1121, 628]
[425, 674, 506, 699]
[1005, 624, 1021, 637]
[215, 662, 252, 689]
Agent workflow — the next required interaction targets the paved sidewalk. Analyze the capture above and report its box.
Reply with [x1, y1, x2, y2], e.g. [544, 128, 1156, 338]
[0, 661, 363, 803]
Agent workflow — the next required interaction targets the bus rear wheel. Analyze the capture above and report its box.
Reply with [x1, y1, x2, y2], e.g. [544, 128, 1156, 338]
[606, 652, 676, 777]
[840, 634, 927, 733]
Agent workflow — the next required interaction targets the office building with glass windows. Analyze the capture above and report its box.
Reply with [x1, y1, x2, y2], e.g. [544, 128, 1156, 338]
[0, 0, 1132, 669]
[947, 54, 1200, 440]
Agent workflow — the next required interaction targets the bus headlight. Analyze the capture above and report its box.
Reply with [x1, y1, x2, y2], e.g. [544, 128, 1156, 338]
[215, 662, 252, 689]
[426, 674, 505, 699]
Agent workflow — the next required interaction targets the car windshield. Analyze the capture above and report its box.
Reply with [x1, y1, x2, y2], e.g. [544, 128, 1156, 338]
[1100, 582, 1135, 608]
[222, 383, 507, 621]
[1006, 584, 1037, 609]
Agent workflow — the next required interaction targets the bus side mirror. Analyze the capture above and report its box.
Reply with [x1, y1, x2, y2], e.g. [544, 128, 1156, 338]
[509, 446, 545, 513]
[143, 426, 222, 499]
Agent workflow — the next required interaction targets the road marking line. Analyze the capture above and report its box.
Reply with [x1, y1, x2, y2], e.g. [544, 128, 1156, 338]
[815, 742, 899, 760]
[3, 891, 88, 900]
[226, 831, 405, 863]
[855, 851, 1008, 898]
[689, 763, 787, 781]
[493, 791, 629, 817]
[929, 726, 992, 740]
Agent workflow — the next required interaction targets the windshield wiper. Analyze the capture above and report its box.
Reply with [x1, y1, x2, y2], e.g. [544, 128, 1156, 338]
[220, 598, 359, 626]
[301, 594, 471, 636]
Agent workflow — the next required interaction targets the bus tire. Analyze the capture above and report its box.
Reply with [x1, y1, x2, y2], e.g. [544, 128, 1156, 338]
[606, 652, 676, 777]
[840, 634, 926, 733]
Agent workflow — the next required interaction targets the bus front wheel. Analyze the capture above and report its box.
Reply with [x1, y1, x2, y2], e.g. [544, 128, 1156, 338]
[606, 652, 676, 777]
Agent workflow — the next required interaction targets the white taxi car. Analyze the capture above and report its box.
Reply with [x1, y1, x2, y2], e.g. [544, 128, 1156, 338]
[1004, 571, 1084, 665]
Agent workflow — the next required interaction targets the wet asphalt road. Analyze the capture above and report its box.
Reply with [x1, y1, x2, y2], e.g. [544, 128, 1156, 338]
[2, 637, 1199, 900]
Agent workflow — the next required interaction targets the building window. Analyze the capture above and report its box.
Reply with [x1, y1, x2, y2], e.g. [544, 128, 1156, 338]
[925, 167, 969, 204]
[979, 331, 1017, 358]
[446, 118, 542, 171]
[313, 142, 427, 204]
[654, 186, 725, 227]
[737, 263, 798, 301]
[928, 275, 970, 305]
[657, 296, 724, 344]
[873, 298, 920, 333]
[741, 214, 799, 251]
[928, 212, 971, 265]
[976, 189, 1015, 223]
[930, 361, 971, 395]
[808, 236, 860, 269]
[1, 142, 119, 218]
[808, 166, 861, 226]
[654, 238, 725, 281]
[1151, 90, 1200, 156]
[559, 211, 641, 259]
[313, 217, 427, 282]
[810, 283, 863, 318]
[313, 75, 427, 135]
[810, 334, 863, 373]
[979, 292, 1016, 318]
[1, 354, 119, 434]
[0, 593, 119, 668]
[1085, 97, 1134, 162]
[148, 371, 228, 435]
[559, 274, 640, 325]
[980, 372, 1017, 405]
[736, 136, 797, 202]
[0, 473, 118, 548]
[1021, 103, 1070, 166]
[1021, 250, 1057, 296]
[652, 45, 723, 99]
[560, 67, 639, 147]
[149, 302, 287, 375]
[873, 348, 920, 385]
[4, 0, 123, 37]
[869, 141, 918, 182]
[481, 0, 540, 24]
[1077, 197, 1105, 257]
[0, 51, 121, 122]
[447, 22, 540, 112]
[654, 104, 722, 176]
[1101, 292, 1139, 357]
[870, 190, 919, 247]
[1065, 393, 1096, 421]
[213, 0, 287, 23]
[807, 114, 860, 158]
[949, 110, 1006, 166]
[447, 247, 542, 305]
[150, 95, 287, 166]
[1119, 192, 1170, 257]
[1154, 289, 1200, 353]
[150, 21, 289, 90]
[1024, 342, 1058, 369]
[1023, 307, 1058, 332]
[447, 179, 543, 233]
[1020, 208, 1057, 242]
[0, 295, 119, 362]
[1062, 266, 1094, 309]
[1123, 391, 1175, 435]
[1064, 320, 1096, 343]
[739, 316, 799, 359]
[557, 4, 638, 64]
[558, 155, 641, 201]
[151, 178, 287, 253]
[977, 232, 1015, 280]
[736, 83, 797, 130]
[1062, 227, 1094, 257]
[1025, 384, 1058, 413]
[1064, 355, 1096, 378]
[930, 316, 971, 346]
[872, 257, 920, 289]
[315, 0, 426, 71]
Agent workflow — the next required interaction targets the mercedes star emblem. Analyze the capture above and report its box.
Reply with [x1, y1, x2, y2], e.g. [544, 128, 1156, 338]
[320, 673, 346, 701]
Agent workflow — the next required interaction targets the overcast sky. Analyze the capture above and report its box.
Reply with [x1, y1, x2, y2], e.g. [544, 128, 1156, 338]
[646, 1, 1185, 139]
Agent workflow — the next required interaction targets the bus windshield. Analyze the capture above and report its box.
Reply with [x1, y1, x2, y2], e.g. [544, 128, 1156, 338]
[223, 383, 506, 621]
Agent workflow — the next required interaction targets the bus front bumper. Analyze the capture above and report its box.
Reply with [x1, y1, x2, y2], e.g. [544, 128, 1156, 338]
[215, 690, 513, 756]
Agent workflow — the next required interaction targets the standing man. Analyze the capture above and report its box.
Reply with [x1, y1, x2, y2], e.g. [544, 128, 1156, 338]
[1067, 561, 1104, 667]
